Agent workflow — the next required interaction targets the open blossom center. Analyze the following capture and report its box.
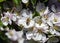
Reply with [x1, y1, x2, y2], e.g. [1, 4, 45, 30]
[26, 18, 31, 25]
[54, 17, 57, 22]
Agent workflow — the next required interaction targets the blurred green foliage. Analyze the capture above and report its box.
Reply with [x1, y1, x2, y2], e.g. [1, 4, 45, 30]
[31, 0, 37, 6]
[13, 0, 21, 6]
[0, 0, 6, 2]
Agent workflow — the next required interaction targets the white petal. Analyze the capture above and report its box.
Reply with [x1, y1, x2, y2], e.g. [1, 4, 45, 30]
[26, 33, 33, 40]
[55, 23, 60, 26]
[16, 31, 23, 38]
[49, 27, 55, 35]
[3, 22, 8, 26]
[35, 23, 41, 28]
[22, 0, 29, 3]
[0, 27, 4, 31]
[41, 35, 47, 43]
[41, 23, 48, 30]
[44, 7, 50, 14]
[18, 19, 26, 26]
[5, 33, 11, 39]
[11, 35, 18, 41]
[12, 16, 17, 21]
[51, 5, 56, 12]
[9, 19, 12, 25]
[4, 11, 10, 16]
[55, 31, 60, 36]
[32, 33, 42, 41]
[29, 11, 33, 19]
[18, 38, 24, 43]
[47, 21, 53, 27]
[5, 29, 17, 40]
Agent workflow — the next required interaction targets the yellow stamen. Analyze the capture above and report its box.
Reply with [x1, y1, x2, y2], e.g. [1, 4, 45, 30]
[5, 17, 9, 21]
[54, 17, 57, 22]
[16, 12, 19, 16]
[36, 19, 42, 25]
[26, 18, 31, 25]
[9, 31, 13, 36]
[29, 27, 34, 31]
[44, 15, 48, 20]
[37, 29, 43, 33]
[19, 24, 24, 30]
[53, 25, 60, 31]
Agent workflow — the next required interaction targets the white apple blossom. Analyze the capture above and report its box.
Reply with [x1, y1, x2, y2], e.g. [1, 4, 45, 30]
[49, 27, 60, 36]
[5, 29, 24, 42]
[33, 16, 49, 33]
[3, 11, 18, 22]
[26, 25, 48, 42]
[5, 29, 18, 41]
[47, 12, 60, 26]
[42, 12, 54, 27]
[1, 16, 12, 26]
[26, 29, 48, 43]
[35, 23, 48, 30]
[17, 17, 35, 28]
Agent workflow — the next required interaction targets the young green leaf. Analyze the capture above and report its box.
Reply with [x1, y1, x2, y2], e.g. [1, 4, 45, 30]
[0, 0, 6, 2]
[31, 0, 37, 6]
[47, 36, 59, 43]
[0, 21, 3, 27]
[13, 0, 21, 6]
[33, 11, 40, 18]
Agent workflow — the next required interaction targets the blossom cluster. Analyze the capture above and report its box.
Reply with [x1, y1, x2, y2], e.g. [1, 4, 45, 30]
[0, 7, 60, 43]
[0, 0, 60, 43]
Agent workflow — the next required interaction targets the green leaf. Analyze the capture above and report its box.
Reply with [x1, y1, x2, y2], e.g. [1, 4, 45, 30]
[13, 0, 19, 5]
[43, 0, 48, 2]
[0, 0, 5, 2]
[13, 0, 21, 6]
[31, 0, 37, 6]
[33, 11, 40, 18]
[18, 0, 21, 4]
[28, 39, 39, 43]
[47, 36, 59, 43]
[0, 20, 3, 27]
[58, 0, 60, 2]
[0, 32, 10, 43]
[53, 25, 60, 32]
[0, 6, 1, 9]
